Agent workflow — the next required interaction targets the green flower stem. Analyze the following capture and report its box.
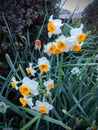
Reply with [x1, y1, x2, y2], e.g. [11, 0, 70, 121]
[3, 113, 7, 128]
[42, 114, 71, 130]
[54, 53, 64, 95]
[62, 109, 74, 118]
[34, 117, 41, 130]
[6, 54, 21, 80]
[19, 64, 26, 77]
[63, 63, 98, 67]
[42, 95, 46, 102]
[20, 114, 42, 130]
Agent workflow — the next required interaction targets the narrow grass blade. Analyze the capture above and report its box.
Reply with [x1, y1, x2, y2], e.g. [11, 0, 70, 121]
[20, 114, 41, 130]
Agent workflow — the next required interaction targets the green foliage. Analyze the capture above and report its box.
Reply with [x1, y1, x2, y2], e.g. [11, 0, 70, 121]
[0, 1, 98, 130]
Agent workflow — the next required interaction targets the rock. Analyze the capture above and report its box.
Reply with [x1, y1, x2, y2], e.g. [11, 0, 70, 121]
[81, 0, 98, 33]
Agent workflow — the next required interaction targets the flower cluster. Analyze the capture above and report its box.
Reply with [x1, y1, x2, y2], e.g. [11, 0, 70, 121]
[10, 57, 53, 114]
[10, 15, 87, 115]
[45, 15, 87, 56]
[11, 75, 54, 114]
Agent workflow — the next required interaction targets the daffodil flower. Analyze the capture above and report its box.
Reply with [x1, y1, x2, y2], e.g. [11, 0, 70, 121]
[26, 63, 36, 76]
[19, 85, 30, 96]
[55, 35, 74, 52]
[44, 78, 54, 91]
[71, 67, 80, 75]
[32, 100, 53, 114]
[70, 24, 87, 43]
[55, 35, 78, 52]
[55, 35, 67, 52]
[0, 102, 9, 113]
[47, 15, 63, 38]
[29, 63, 36, 76]
[19, 96, 33, 109]
[38, 57, 50, 73]
[44, 42, 57, 56]
[19, 77, 39, 96]
[10, 77, 19, 90]
[71, 43, 82, 52]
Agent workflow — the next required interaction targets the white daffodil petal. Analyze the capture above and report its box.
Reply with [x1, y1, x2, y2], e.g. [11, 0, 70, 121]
[11, 77, 19, 90]
[70, 23, 84, 37]
[21, 77, 39, 95]
[24, 96, 33, 109]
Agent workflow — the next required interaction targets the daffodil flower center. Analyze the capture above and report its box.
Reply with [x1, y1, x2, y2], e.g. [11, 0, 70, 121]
[39, 64, 49, 72]
[47, 21, 55, 33]
[48, 83, 54, 89]
[11, 82, 15, 88]
[72, 44, 81, 52]
[77, 33, 87, 42]
[39, 106, 47, 114]
[26, 68, 31, 74]
[19, 97, 27, 107]
[55, 48, 61, 54]
[49, 44, 56, 54]
[19, 85, 30, 95]
[57, 41, 66, 50]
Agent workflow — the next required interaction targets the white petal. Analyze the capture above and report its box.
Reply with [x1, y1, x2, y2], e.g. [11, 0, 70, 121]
[49, 15, 53, 21]
[15, 85, 19, 90]
[80, 23, 84, 29]
[30, 69, 36, 76]
[22, 77, 31, 83]
[11, 77, 16, 82]
[29, 63, 33, 67]
[35, 100, 42, 108]
[54, 28, 62, 35]
[48, 32, 52, 38]
[24, 96, 33, 109]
